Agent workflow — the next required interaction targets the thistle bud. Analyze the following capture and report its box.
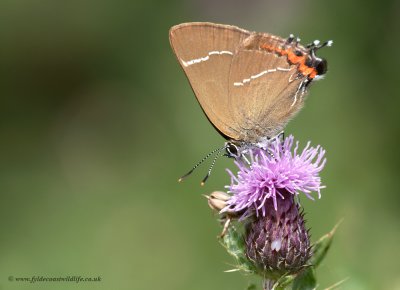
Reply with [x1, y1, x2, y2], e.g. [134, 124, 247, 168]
[245, 191, 311, 277]
[205, 191, 231, 212]
[205, 191, 242, 237]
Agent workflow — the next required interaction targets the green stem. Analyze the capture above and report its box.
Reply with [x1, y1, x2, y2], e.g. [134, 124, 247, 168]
[263, 279, 275, 290]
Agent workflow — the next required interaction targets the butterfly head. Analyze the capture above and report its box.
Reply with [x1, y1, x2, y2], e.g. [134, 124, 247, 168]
[224, 142, 242, 159]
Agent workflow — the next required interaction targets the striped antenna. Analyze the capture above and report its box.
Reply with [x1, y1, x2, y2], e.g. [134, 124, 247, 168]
[200, 149, 224, 186]
[178, 146, 226, 183]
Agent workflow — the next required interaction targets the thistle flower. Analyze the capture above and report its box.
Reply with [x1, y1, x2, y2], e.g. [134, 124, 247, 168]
[219, 135, 327, 281]
[222, 135, 326, 219]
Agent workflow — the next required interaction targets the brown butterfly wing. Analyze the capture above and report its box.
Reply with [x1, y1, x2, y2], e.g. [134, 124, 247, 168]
[169, 22, 250, 140]
[228, 33, 308, 142]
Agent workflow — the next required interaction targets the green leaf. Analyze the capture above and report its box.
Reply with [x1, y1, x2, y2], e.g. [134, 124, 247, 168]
[291, 267, 317, 290]
[220, 226, 257, 273]
[310, 219, 342, 268]
[246, 283, 257, 290]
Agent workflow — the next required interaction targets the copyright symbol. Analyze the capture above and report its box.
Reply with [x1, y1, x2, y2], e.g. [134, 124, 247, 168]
[8, 276, 14, 282]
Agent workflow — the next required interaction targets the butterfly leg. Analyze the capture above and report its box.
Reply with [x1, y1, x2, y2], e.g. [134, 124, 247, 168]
[276, 131, 285, 142]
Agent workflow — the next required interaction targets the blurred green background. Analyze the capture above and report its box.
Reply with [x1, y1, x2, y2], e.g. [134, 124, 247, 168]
[1, 0, 399, 289]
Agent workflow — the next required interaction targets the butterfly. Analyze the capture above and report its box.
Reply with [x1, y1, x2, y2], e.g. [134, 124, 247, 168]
[169, 22, 331, 184]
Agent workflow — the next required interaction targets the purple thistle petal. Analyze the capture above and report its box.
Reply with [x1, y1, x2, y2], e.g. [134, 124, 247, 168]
[221, 135, 326, 219]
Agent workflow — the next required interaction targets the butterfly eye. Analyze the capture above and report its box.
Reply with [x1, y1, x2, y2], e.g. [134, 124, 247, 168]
[225, 143, 240, 159]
